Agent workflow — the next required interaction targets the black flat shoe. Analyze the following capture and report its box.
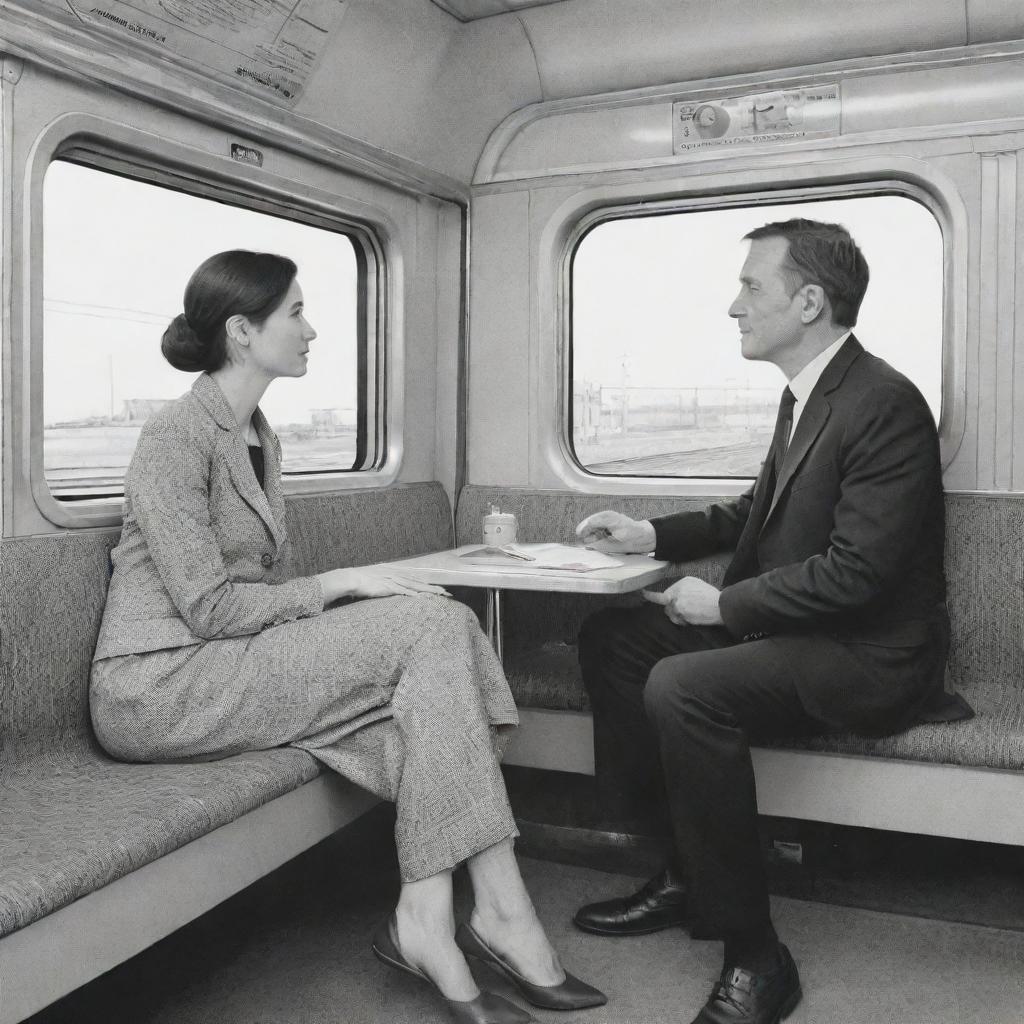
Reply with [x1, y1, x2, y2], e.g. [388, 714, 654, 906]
[455, 921, 607, 1011]
[372, 914, 537, 1024]
[573, 866, 688, 936]
[690, 944, 801, 1024]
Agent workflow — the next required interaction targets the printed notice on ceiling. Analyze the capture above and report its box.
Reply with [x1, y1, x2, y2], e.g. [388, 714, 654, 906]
[672, 86, 840, 153]
[51, 0, 347, 104]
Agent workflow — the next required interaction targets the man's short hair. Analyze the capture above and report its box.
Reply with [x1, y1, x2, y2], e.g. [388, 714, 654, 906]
[744, 218, 869, 328]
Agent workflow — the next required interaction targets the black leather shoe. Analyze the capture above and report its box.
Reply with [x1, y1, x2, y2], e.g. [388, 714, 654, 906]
[691, 944, 801, 1024]
[372, 914, 538, 1024]
[573, 867, 688, 936]
[456, 921, 607, 1010]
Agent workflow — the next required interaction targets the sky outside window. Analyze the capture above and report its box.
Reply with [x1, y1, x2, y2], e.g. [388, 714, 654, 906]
[43, 160, 362, 494]
[571, 195, 942, 478]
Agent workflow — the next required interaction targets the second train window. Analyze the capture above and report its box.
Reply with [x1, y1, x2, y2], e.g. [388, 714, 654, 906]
[570, 195, 942, 479]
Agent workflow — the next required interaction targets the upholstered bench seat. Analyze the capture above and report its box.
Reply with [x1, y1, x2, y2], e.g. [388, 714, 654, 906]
[0, 481, 455, 1020]
[458, 486, 1024, 772]
[0, 744, 320, 938]
[500, 642, 1024, 771]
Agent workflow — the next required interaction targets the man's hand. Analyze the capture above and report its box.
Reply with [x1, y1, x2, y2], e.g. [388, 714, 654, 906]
[643, 576, 724, 626]
[576, 510, 657, 554]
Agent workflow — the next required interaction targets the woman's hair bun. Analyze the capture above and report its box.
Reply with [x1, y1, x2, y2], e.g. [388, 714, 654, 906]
[161, 251, 296, 374]
[161, 313, 213, 372]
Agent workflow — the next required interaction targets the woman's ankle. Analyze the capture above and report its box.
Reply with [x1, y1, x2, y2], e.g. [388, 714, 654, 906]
[469, 899, 538, 937]
[396, 894, 452, 934]
[468, 906, 564, 985]
[393, 910, 479, 1001]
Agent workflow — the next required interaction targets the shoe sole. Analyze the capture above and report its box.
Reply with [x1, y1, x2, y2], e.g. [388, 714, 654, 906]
[459, 926, 608, 1011]
[572, 917, 688, 937]
[462, 952, 607, 1010]
[371, 940, 427, 984]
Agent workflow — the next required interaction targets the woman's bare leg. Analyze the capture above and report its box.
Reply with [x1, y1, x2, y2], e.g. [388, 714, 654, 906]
[466, 838, 565, 985]
[395, 870, 479, 1001]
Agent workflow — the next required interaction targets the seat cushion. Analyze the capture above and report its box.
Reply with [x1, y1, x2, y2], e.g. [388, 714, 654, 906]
[0, 741, 320, 938]
[761, 711, 1024, 768]
[501, 640, 1024, 770]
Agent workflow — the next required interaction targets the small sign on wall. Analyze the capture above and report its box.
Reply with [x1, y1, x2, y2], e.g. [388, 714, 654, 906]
[672, 85, 840, 153]
[230, 143, 264, 167]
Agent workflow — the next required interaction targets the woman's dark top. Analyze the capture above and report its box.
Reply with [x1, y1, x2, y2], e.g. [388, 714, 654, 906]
[248, 444, 265, 491]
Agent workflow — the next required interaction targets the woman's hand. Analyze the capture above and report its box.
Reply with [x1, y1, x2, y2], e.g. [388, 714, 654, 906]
[317, 564, 450, 604]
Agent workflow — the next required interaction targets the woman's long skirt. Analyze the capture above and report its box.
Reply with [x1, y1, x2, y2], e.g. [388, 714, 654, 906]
[90, 596, 519, 881]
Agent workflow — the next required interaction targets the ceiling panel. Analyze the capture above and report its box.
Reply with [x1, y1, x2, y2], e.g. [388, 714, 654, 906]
[430, 0, 569, 21]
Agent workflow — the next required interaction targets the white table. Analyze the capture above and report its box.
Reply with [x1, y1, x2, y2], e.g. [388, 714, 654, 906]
[387, 544, 671, 663]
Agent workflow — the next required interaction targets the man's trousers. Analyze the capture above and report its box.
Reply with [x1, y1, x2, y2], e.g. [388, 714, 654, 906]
[578, 602, 919, 937]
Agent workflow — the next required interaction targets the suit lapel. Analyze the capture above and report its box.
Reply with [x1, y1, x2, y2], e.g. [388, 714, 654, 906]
[223, 433, 286, 551]
[253, 407, 287, 543]
[762, 336, 863, 528]
[723, 459, 775, 585]
[194, 374, 285, 551]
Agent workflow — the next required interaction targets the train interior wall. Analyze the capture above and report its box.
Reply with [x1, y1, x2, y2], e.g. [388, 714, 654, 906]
[0, 62, 465, 536]
[3, 2, 1024, 530]
[467, 51, 1024, 494]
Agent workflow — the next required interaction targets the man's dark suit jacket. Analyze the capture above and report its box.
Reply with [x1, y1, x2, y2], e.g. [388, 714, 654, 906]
[650, 335, 950, 732]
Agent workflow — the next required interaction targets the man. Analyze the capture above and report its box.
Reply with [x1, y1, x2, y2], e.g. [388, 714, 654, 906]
[573, 219, 949, 1024]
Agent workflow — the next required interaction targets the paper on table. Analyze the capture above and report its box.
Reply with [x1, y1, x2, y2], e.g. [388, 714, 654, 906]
[458, 542, 624, 572]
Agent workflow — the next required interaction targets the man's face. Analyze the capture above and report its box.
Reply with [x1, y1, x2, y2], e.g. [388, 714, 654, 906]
[728, 236, 805, 365]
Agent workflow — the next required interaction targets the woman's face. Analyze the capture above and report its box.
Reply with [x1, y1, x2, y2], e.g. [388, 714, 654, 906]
[247, 278, 317, 380]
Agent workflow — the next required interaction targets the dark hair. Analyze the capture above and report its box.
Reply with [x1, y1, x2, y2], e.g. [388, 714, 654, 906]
[161, 250, 298, 372]
[743, 218, 869, 328]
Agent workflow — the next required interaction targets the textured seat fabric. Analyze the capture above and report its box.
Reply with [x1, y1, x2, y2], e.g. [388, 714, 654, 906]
[0, 744, 319, 937]
[0, 483, 454, 939]
[287, 483, 454, 574]
[457, 487, 1024, 771]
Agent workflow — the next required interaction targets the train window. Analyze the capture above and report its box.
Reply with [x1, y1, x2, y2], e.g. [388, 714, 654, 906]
[570, 195, 942, 479]
[43, 160, 370, 500]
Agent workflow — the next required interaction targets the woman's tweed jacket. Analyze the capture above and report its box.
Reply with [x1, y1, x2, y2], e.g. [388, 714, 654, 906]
[91, 373, 519, 880]
[94, 373, 323, 659]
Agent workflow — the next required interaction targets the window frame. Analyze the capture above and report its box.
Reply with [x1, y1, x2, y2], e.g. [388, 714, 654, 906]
[543, 160, 966, 496]
[23, 115, 399, 529]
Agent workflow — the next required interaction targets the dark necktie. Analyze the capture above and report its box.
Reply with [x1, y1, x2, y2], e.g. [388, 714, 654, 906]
[727, 386, 796, 584]
[772, 386, 796, 478]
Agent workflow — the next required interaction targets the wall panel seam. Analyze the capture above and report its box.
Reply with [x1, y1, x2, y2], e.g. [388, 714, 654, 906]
[976, 153, 1000, 489]
[994, 152, 1016, 490]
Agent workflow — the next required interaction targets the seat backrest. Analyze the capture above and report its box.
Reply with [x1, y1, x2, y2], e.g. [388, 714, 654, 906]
[0, 482, 454, 762]
[286, 482, 454, 575]
[1, 531, 119, 757]
[455, 485, 1024, 714]
[942, 493, 1024, 715]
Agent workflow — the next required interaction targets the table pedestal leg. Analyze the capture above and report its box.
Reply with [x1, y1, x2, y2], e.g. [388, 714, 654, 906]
[484, 587, 504, 665]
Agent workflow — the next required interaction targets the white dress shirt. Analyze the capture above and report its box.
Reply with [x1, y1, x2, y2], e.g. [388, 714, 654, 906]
[787, 330, 851, 438]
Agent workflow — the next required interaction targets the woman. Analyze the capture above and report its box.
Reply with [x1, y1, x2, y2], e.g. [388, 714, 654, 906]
[90, 251, 605, 1024]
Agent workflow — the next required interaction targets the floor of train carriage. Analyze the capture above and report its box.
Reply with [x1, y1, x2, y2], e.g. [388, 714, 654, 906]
[23, 770, 1024, 1024]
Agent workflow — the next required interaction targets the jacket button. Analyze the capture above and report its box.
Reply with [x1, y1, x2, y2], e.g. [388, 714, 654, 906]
[261, 553, 273, 568]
